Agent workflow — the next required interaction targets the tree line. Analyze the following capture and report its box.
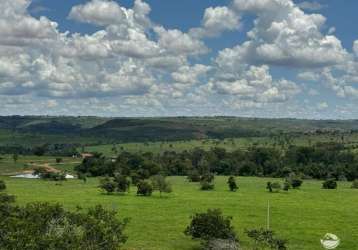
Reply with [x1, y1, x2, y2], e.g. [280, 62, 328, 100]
[75, 142, 358, 182]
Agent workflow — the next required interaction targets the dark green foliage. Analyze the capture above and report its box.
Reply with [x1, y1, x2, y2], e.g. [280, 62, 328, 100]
[136, 180, 153, 196]
[151, 175, 172, 197]
[200, 181, 215, 191]
[246, 228, 287, 250]
[322, 179, 337, 189]
[114, 174, 131, 193]
[286, 173, 303, 189]
[0, 180, 6, 191]
[227, 176, 238, 192]
[184, 209, 237, 241]
[76, 141, 358, 182]
[352, 180, 358, 189]
[55, 158, 63, 163]
[266, 182, 281, 193]
[200, 173, 215, 191]
[99, 177, 117, 194]
[0, 196, 128, 250]
[187, 169, 201, 182]
[283, 181, 290, 191]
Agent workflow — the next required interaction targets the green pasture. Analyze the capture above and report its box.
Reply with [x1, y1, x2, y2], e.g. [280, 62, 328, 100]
[1, 176, 357, 250]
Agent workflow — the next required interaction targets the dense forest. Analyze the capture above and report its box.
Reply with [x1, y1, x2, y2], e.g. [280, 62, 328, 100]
[76, 142, 358, 181]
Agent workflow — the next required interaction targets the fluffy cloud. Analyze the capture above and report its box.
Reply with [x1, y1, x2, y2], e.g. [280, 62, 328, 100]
[210, 64, 300, 105]
[231, 0, 348, 68]
[190, 6, 241, 38]
[0, 0, 357, 118]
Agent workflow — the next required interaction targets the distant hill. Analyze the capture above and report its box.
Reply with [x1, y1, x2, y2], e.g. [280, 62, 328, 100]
[1, 116, 358, 146]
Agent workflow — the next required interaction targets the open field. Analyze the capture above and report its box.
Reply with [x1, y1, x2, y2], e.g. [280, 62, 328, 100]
[84, 133, 358, 156]
[1, 176, 357, 250]
[0, 155, 80, 175]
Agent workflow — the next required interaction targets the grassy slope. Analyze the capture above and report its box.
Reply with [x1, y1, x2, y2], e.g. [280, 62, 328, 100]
[1, 176, 357, 250]
[3, 116, 358, 146]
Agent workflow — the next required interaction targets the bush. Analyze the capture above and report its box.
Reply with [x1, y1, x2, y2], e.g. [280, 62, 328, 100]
[99, 177, 117, 194]
[0, 200, 128, 250]
[322, 179, 337, 189]
[55, 158, 63, 163]
[266, 182, 281, 193]
[151, 175, 172, 197]
[136, 180, 153, 196]
[201, 173, 215, 183]
[283, 181, 290, 191]
[0, 180, 6, 191]
[114, 174, 131, 193]
[227, 176, 238, 192]
[246, 228, 287, 250]
[185, 209, 237, 241]
[352, 180, 358, 189]
[201, 181, 215, 191]
[287, 173, 303, 189]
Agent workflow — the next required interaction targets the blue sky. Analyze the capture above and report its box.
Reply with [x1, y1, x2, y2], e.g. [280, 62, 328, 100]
[1, 0, 358, 118]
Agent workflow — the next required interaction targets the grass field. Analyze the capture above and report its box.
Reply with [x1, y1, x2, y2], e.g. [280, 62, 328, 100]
[83, 133, 358, 156]
[0, 155, 80, 175]
[1, 176, 357, 250]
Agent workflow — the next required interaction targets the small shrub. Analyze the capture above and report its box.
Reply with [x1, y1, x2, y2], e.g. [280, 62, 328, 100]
[201, 181, 215, 191]
[266, 182, 281, 193]
[0, 180, 6, 191]
[55, 158, 63, 163]
[322, 179, 337, 189]
[136, 180, 153, 196]
[227, 176, 238, 192]
[246, 228, 287, 250]
[184, 209, 237, 241]
[351, 180, 358, 189]
[290, 178, 303, 189]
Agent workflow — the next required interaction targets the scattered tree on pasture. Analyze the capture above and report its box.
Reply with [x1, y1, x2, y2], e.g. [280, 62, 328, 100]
[99, 177, 117, 194]
[266, 182, 281, 193]
[136, 180, 153, 196]
[151, 175, 172, 197]
[322, 179, 337, 189]
[200, 173, 215, 191]
[227, 176, 238, 192]
[114, 174, 131, 193]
